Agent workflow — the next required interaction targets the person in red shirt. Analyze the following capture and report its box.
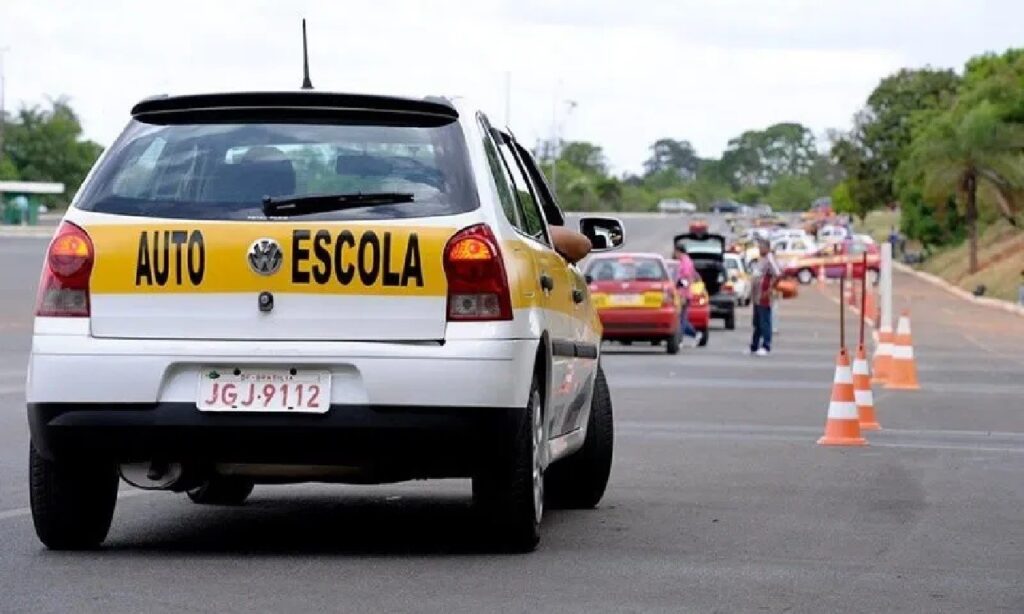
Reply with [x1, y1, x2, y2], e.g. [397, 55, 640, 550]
[750, 240, 781, 356]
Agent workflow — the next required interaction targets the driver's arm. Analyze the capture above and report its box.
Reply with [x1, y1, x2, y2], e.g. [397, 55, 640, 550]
[549, 226, 592, 264]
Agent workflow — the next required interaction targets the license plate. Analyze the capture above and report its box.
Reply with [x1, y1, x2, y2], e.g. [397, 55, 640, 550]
[197, 367, 331, 413]
[609, 293, 643, 306]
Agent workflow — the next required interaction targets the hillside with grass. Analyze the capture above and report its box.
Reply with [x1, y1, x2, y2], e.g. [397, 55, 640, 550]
[859, 210, 1023, 303]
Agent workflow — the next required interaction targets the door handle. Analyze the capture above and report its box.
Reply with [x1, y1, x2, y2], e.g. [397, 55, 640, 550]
[539, 273, 555, 292]
[572, 289, 585, 304]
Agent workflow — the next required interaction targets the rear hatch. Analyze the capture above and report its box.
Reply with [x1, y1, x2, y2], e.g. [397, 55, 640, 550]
[72, 92, 477, 341]
[674, 233, 726, 296]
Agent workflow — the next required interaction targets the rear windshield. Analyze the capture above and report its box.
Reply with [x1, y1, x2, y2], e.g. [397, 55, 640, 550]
[586, 258, 667, 282]
[677, 237, 723, 256]
[75, 119, 478, 221]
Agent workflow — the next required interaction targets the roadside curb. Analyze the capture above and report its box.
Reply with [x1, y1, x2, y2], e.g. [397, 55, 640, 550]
[894, 262, 1024, 318]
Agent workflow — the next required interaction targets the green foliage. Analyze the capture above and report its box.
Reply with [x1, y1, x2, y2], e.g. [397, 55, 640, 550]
[832, 67, 961, 217]
[2, 99, 103, 206]
[643, 139, 699, 180]
[721, 123, 819, 188]
[765, 175, 816, 211]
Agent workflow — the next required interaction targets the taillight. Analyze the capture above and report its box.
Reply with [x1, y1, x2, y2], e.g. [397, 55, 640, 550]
[662, 285, 675, 307]
[696, 294, 708, 306]
[722, 282, 735, 294]
[443, 224, 513, 321]
[36, 221, 93, 317]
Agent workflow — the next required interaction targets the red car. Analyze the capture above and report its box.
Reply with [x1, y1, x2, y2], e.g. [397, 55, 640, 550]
[586, 253, 682, 354]
[782, 238, 880, 285]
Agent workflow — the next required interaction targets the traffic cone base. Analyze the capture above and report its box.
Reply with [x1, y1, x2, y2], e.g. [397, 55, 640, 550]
[886, 312, 920, 390]
[854, 344, 881, 431]
[871, 328, 893, 384]
[818, 349, 867, 447]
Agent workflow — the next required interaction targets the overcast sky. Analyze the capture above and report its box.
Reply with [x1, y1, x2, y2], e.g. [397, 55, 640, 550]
[2, 0, 1022, 173]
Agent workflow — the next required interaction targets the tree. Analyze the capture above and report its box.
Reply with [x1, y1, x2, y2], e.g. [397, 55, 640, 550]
[902, 101, 1024, 272]
[559, 141, 607, 176]
[832, 68, 961, 214]
[2, 99, 103, 204]
[765, 175, 816, 211]
[831, 181, 862, 221]
[642, 138, 699, 180]
[721, 123, 818, 188]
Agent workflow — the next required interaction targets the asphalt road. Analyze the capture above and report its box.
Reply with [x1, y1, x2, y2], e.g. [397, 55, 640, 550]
[1, 217, 1023, 613]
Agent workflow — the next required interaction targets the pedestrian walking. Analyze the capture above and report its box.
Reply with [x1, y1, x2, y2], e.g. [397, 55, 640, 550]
[674, 246, 703, 347]
[750, 239, 781, 356]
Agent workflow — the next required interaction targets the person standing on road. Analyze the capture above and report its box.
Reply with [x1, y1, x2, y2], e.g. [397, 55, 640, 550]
[674, 245, 703, 346]
[750, 239, 781, 356]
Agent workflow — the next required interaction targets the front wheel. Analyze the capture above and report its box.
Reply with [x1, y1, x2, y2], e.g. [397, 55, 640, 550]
[29, 445, 119, 550]
[797, 268, 814, 285]
[545, 366, 614, 509]
[473, 375, 545, 552]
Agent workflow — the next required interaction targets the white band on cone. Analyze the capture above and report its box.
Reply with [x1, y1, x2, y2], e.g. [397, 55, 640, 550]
[897, 317, 911, 335]
[828, 401, 859, 419]
[833, 367, 853, 384]
[874, 342, 893, 356]
[855, 390, 874, 406]
[892, 345, 914, 359]
[852, 360, 870, 376]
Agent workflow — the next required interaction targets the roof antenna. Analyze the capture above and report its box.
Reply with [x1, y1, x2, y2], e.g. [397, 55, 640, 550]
[300, 19, 313, 90]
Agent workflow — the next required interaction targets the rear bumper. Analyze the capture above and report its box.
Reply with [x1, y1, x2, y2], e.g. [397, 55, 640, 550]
[597, 306, 679, 339]
[687, 304, 710, 328]
[28, 402, 515, 477]
[710, 295, 736, 319]
[27, 329, 538, 409]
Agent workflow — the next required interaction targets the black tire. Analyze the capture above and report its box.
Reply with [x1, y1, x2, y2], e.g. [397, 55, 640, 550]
[725, 314, 736, 330]
[545, 366, 614, 509]
[29, 444, 118, 550]
[187, 477, 255, 505]
[473, 375, 544, 552]
[666, 333, 680, 355]
[697, 327, 710, 347]
[620, 340, 632, 346]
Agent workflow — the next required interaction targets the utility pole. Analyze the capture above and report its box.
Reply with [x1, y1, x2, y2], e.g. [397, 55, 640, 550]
[0, 47, 8, 165]
[549, 88, 577, 197]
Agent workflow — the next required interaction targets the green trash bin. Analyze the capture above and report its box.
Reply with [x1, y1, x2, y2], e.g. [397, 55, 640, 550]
[25, 197, 39, 225]
[1, 199, 18, 225]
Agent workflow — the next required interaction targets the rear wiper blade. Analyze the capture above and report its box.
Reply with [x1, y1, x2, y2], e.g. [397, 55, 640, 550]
[261, 192, 414, 216]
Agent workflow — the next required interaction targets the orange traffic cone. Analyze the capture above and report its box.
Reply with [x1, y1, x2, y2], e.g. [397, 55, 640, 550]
[818, 348, 867, 446]
[885, 311, 920, 390]
[871, 327, 893, 384]
[863, 289, 878, 324]
[853, 344, 881, 430]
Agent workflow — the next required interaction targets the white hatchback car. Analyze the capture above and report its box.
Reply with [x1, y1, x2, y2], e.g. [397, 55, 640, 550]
[26, 91, 622, 551]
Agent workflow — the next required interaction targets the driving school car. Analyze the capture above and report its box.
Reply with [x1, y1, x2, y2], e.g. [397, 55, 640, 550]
[586, 253, 681, 354]
[27, 91, 624, 552]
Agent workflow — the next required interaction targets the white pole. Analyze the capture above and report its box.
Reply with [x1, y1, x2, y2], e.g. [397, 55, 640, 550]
[880, 242, 893, 333]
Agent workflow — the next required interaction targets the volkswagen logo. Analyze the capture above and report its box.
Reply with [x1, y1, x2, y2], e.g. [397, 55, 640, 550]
[247, 238, 283, 276]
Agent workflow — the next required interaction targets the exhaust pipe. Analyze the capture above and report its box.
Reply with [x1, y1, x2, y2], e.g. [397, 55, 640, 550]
[119, 461, 195, 491]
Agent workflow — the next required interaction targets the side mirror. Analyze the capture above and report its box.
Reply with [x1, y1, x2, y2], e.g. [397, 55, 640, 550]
[579, 216, 624, 252]
[584, 274, 594, 284]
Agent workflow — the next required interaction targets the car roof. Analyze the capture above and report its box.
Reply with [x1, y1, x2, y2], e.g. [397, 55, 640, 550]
[589, 252, 666, 261]
[131, 91, 459, 126]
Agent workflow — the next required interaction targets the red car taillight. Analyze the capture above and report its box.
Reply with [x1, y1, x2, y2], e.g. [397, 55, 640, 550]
[722, 282, 735, 294]
[663, 285, 675, 307]
[36, 221, 94, 317]
[695, 294, 708, 306]
[443, 224, 513, 321]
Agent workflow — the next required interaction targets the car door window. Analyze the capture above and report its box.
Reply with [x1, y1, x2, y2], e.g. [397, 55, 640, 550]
[494, 133, 549, 245]
[476, 114, 520, 227]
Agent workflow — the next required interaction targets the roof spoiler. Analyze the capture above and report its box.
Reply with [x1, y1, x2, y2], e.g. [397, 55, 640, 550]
[130, 92, 459, 126]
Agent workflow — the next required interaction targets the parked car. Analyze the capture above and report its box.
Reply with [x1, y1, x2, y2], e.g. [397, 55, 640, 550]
[657, 199, 697, 214]
[782, 238, 881, 285]
[723, 252, 752, 306]
[587, 253, 682, 354]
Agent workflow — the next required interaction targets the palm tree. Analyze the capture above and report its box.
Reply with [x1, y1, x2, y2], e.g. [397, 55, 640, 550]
[907, 101, 1024, 273]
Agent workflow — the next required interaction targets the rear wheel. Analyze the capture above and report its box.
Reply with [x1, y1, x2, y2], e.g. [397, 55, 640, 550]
[545, 366, 613, 509]
[725, 313, 736, 330]
[666, 333, 680, 355]
[697, 327, 710, 347]
[187, 477, 255, 505]
[29, 445, 118, 550]
[797, 268, 814, 285]
[473, 375, 544, 552]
